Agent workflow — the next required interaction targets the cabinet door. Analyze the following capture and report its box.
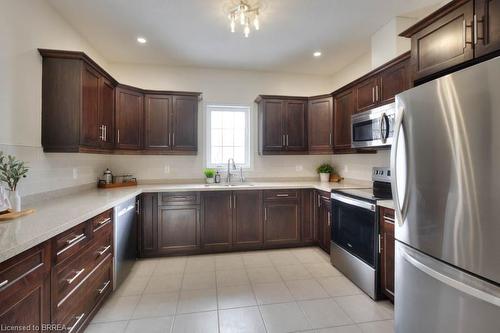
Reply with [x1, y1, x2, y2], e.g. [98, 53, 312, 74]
[264, 201, 300, 245]
[410, 1, 474, 81]
[355, 77, 378, 113]
[158, 206, 200, 254]
[333, 89, 355, 150]
[233, 191, 263, 247]
[139, 193, 158, 257]
[171, 95, 198, 152]
[475, 0, 500, 57]
[260, 99, 285, 152]
[0, 243, 51, 332]
[284, 100, 308, 151]
[144, 95, 172, 150]
[316, 194, 331, 253]
[115, 87, 144, 150]
[202, 192, 233, 250]
[81, 65, 100, 147]
[379, 59, 410, 105]
[380, 207, 395, 301]
[301, 190, 315, 243]
[308, 97, 333, 153]
[99, 77, 115, 149]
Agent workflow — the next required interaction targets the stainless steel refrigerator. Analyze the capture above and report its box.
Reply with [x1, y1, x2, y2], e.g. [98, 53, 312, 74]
[391, 56, 500, 333]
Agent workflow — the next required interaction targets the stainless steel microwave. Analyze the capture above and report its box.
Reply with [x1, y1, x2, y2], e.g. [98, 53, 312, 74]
[351, 103, 395, 148]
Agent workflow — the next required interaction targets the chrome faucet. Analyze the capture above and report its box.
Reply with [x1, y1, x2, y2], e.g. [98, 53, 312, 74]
[226, 158, 237, 183]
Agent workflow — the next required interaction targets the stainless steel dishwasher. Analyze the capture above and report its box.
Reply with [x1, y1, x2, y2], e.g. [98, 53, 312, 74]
[113, 197, 137, 289]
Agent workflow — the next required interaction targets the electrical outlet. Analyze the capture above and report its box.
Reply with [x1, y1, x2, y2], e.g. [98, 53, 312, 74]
[343, 165, 349, 173]
[164, 165, 170, 174]
[72, 168, 78, 179]
[295, 165, 303, 172]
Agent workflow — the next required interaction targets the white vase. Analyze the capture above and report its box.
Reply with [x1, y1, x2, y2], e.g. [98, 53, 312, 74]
[8, 190, 21, 212]
[206, 178, 215, 184]
[319, 173, 330, 182]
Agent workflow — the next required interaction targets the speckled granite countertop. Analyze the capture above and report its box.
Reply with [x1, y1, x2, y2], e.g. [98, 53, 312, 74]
[0, 180, 372, 263]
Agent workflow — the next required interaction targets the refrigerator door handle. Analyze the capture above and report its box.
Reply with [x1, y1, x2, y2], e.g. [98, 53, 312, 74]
[401, 245, 500, 307]
[391, 103, 409, 226]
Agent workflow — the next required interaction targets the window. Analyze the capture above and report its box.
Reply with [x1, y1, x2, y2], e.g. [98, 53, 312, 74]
[206, 104, 251, 169]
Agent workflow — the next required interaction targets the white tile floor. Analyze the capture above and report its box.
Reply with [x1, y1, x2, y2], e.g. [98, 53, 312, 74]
[86, 247, 394, 333]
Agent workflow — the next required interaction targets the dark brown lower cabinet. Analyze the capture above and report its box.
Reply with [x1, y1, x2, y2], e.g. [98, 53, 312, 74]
[316, 192, 332, 253]
[233, 190, 264, 249]
[301, 190, 315, 243]
[264, 199, 301, 246]
[139, 193, 158, 257]
[0, 242, 51, 333]
[158, 205, 200, 254]
[379, 207, 395, 301]
[202, 192, 233, 251]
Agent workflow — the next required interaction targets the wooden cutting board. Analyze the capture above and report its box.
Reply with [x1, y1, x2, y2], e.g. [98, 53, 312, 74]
[0, 208, 35, 221]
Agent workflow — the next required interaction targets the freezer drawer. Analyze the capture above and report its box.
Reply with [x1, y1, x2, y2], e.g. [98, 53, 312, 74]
[395, 241, 500, 333]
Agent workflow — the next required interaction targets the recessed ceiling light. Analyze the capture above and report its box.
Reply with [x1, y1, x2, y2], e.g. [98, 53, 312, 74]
[313, 51, 322, 57]
[137, 37, 147, 44]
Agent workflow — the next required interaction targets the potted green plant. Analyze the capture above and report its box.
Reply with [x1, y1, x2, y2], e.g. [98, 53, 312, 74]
[203, 168, 216, 184]
[0, 152, 29, 211]
[316, 163, 334, 182]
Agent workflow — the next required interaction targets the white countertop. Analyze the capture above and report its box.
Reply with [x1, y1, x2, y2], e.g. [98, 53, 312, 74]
[0, 180, 371, 263]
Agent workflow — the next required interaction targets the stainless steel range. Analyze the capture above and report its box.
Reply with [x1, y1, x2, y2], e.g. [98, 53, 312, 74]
[330, 167, 391, 299]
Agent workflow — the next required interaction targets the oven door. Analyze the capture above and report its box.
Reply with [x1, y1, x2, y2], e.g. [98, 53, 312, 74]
[351, 103, 395, 148]
[331, 193, 377, 267]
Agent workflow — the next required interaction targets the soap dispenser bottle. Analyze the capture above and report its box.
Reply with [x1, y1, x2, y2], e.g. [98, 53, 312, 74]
[214, 171, 221, 184]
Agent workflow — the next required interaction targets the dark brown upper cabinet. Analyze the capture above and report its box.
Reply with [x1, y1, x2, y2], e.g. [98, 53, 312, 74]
[115, 86, 144, 150]
[333, 88, 355, 150]
[475, 0, 500, 57]
[40, 49, 118, 152]
[400, 0, 500, 83]
[308, 95, 334, 154]
[39, 49, 201, 155]
[354, 53, 410, 114]
[257, 96, 308, 155]
[144, 94, 172, 151]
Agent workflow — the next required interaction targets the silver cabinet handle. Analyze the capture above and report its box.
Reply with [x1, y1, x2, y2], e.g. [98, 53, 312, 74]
[68, 313, 85, 333]
[474, 14, 478, 45]
[317, 194, 321, 208]
[66, 233, 85, 245]
[329, 133, 332, 146]
[98, 217, 111, 226]
[372, 87, 375, 102]
[327, 212, 331, 227]
[172, 132, 175, 146]
[97, 245, 111, 256]
[229, 195, 232, 209]
[104, 125, 107, 142]
[375, 85, 379, 101]
[233, 194, 236, 210]
[117, 129, 120, 144]
[378, 234, 381, 254]
[97, 280, 111, 294]
[383, 216, 395, 223]
[168, 133, 171, 147]
[286, 134, 289, 146]
[264, 207, 267, 221]
[99, 125, 104, 141]
[282, 134, 285, 147]
[67, 268, 85, 284]
[136, 199, 140, 215]
[0, 280, 8, 289]
[276, 193, 289, 197]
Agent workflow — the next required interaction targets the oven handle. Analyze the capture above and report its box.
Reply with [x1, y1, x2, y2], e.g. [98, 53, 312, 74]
[331, 193, 376, 212]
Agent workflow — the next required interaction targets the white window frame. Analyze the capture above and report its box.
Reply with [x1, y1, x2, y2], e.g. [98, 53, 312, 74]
[205, 104, 252, 169]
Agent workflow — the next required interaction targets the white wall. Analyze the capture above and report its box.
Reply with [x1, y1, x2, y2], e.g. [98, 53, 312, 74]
[108, 63, 332, 181]
[0, 0, 111, 196]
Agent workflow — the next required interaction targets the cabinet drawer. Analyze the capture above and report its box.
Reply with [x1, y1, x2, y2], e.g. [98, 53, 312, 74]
[55, 222, 90, 264]
[91, 209, 113, 234]
[54, 229, 112, 306]
[0, 243, 50, 291]
[86, 255, 113, 309]
[264, 189, 299, 200]
[160, 192, 200, 205]
[381, 207, 395, 223]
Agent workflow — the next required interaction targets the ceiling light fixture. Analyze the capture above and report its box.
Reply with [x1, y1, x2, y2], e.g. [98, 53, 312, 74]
[228, 1, 260, 37]
[313, 51, 322, 57]
[137, 37, 147, 44]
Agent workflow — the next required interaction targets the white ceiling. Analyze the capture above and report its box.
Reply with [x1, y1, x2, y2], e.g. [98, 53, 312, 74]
[48, 0, 444, 75]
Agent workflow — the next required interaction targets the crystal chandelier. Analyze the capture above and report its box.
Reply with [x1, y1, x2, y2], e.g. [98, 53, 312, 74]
[228, 1, 260, 37]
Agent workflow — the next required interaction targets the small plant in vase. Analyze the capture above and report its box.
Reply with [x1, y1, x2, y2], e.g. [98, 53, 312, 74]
[316, 163, 334, 182]
[204, 168, 216, 184]
[0, 152, 29, 212]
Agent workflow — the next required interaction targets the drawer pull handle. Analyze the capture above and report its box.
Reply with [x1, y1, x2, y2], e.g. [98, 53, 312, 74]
[66, 233, 85, 245]
[68, 313, 85, 333]
[383, 216, 395, 223]
[67, 268, 85, 284]
[97, 280, 111, 294]
[98, 217, 111, 226]
[276, 194, 289, 197]
[0, 279, 8, 289]
[97, 245, 111, 256]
